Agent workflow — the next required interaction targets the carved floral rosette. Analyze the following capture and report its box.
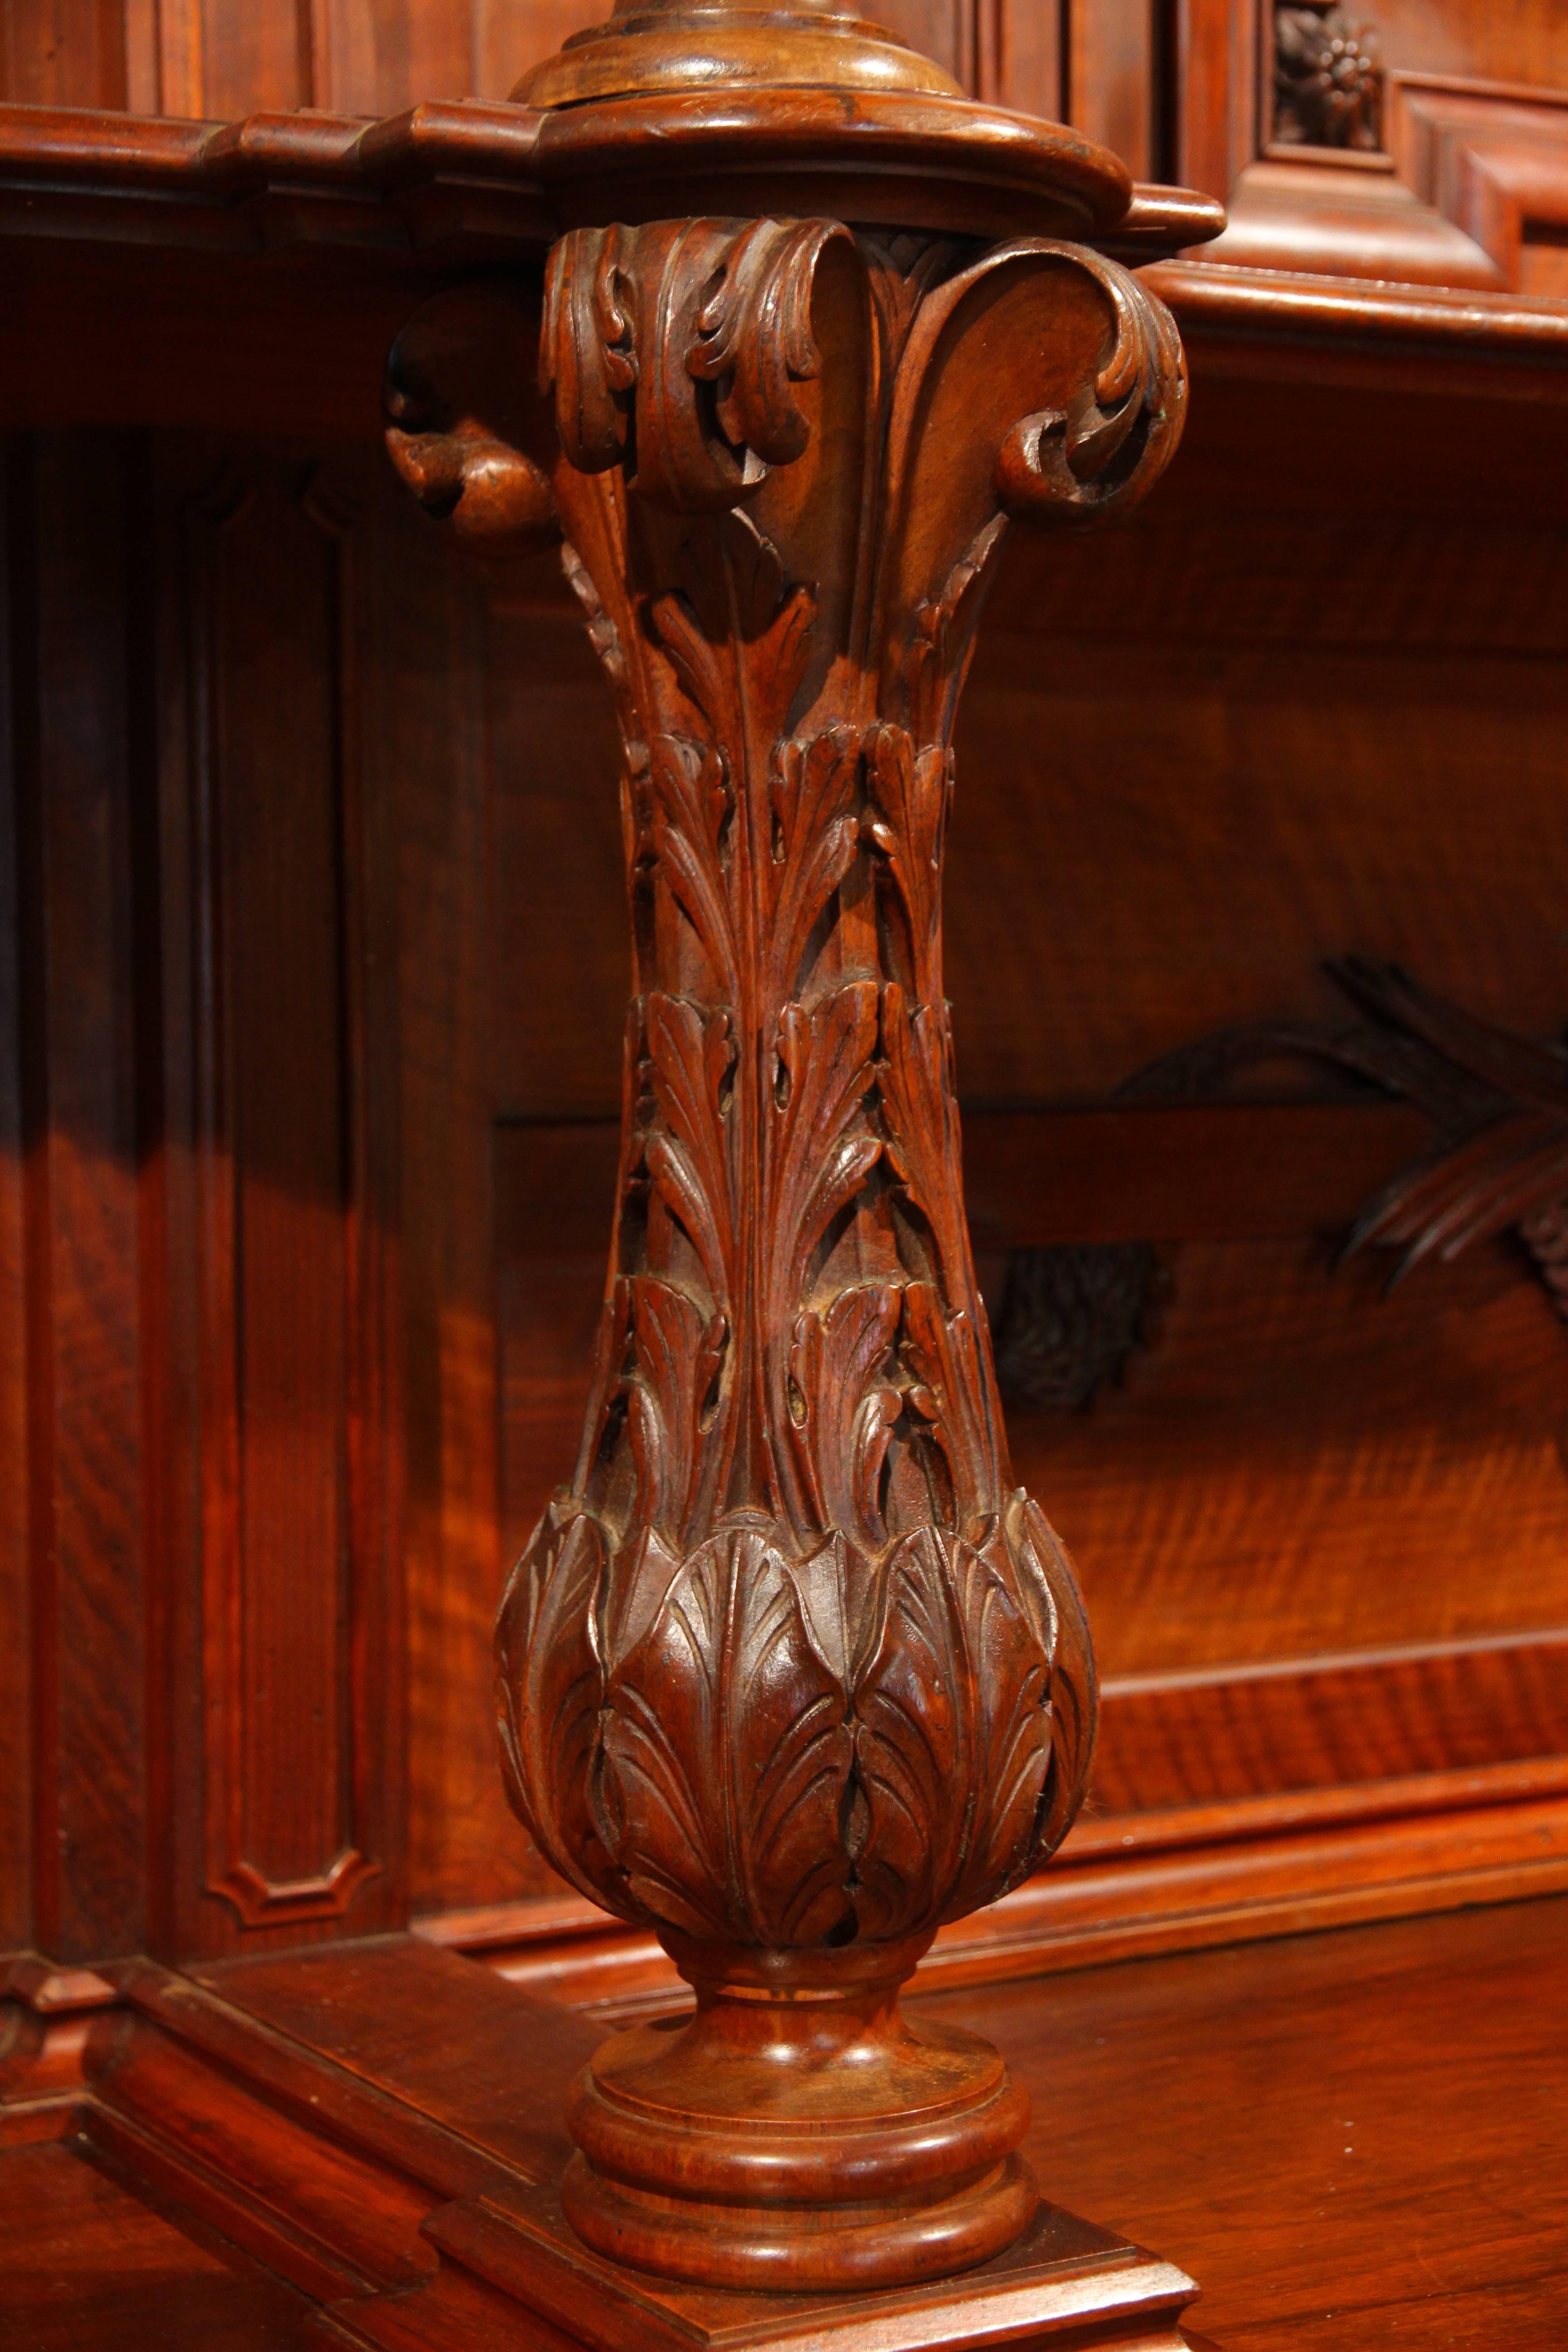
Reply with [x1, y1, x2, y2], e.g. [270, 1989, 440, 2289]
[481, 214, 1187, 1956]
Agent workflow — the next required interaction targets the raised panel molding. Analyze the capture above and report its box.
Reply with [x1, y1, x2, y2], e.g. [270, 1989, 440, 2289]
[183, 458, 397, 1937]
[1206, 46, 1568, 290]
[1387, 74, 1568, 296]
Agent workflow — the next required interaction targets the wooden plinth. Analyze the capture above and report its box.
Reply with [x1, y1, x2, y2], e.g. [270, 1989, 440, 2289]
[2, 1935, 1204, 2350]
[562, 1933, 1038, 2291]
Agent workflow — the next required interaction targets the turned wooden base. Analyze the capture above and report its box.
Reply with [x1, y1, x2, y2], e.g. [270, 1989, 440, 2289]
[563, 1933, 1036, 2288]
[38, 1935, 1205, 2350]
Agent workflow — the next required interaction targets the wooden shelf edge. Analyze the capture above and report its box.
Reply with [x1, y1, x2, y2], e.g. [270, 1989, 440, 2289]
[427, 1767, 1568, 2021]
[1146, 258, 1568, 391]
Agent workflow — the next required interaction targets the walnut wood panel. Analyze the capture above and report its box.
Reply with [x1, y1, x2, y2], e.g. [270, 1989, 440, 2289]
[1095, 1630, 1568, 1808]
[1388, 73, 1568, 299]
[1027, 1236, 1568, 1671]
[0, 460, 26, 1953]
[155, 446, 403, 1956]
[0, 2, 133, 110]
[1066, 0, 1158, 183]
[8, 436, 147, 1966]
[919, 1897, 1568, 2352]
[0, 2135, 313, 2348]
[363, 475, 539, 1920]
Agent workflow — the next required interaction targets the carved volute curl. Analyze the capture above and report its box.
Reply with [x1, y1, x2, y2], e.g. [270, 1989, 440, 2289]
[387, 0, 1215, 2301]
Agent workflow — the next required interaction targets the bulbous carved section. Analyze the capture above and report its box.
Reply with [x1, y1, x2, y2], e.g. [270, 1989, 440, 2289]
[497, 1490, 1094, 1950]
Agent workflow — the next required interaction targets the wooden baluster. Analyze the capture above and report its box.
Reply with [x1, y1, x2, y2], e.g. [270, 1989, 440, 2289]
[387, 0, 1192, 2293]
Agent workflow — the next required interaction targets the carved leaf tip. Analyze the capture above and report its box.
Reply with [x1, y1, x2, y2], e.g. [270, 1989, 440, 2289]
[545, 217, 851, 513]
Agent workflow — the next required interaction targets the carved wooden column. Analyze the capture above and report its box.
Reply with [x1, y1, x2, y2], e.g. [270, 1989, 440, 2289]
[388, 0, 1203, 2303]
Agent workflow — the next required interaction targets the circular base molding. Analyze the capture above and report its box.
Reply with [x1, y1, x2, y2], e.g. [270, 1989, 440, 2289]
[561, 1936, 1039, 2290]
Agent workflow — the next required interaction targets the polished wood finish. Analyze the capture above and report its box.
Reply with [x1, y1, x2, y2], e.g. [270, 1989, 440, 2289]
[1, 1931, 1203, 2349]
[3, 0, 1568, 2341]
[378, 0, 1205, 2290]
[5, 1898, 1566, 2346]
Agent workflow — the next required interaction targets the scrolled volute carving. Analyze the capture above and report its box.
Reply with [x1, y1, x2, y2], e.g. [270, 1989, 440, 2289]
[384, 287, 560, 556]
[992, 244, 1187, 526]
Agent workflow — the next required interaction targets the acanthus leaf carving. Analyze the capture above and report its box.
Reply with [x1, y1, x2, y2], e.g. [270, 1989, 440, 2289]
[767, 725, 862, 1002]
[447, 203, 1193, 1964]
[865, 724, 948, 1004]
[992, 247, 1187, 527]
[599, 1525, 857, 1945]
[543, 218, 854, 512]
[643, 990, 736, 1312]
[853, 1526, 1055, 1941]
[495, 1504, 624, 1916]
[788, 1283, 902, 1556]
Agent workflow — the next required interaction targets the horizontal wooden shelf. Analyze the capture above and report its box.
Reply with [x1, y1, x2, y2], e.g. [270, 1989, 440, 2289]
[4, 1897, 1564, 2346]
[495, 1095, 1436, 1256]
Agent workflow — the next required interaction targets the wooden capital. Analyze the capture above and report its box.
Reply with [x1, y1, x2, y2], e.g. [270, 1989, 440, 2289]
[387, 0, 1194, 2298]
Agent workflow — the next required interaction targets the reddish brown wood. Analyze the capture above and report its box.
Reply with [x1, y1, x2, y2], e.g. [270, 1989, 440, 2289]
[433, 1754, 1568, 2017]
[11, 437, 148, 1967]
[137, 445, 407, 1965]
[0, 458, 27, 1956]
[7, 5, 1568, 2342]
[98, 1937, 1202, 2349]
[0, 2136, 313, 2348]
[10, 1902, 1567, 2347]
[383, 0, 1205, 2296]
[918, 1896, 1568, 2352]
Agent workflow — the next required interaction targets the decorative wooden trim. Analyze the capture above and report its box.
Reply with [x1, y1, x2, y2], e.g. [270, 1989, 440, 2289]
[1143, 258, 1568, 390]
[421, 1751, 1568, 2020]
[1203, 57, 1568, 295]
[1270, 3, 1382, 155]
[1129, 957, 1568, 1328]
[1387, 73, 1568, 292]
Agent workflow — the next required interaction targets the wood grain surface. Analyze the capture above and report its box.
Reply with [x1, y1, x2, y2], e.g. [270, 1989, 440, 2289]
[5, 1901, 1564, 2346]
[915, 1894, 1568, 2351]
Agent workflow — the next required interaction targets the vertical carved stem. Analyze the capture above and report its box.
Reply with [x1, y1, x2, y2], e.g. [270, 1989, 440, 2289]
[389, 201, 1186, 2293]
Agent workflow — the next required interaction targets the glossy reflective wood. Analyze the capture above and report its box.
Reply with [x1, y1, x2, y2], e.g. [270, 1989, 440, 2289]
[4, 1901, 1563, 2347]
[3, 0, 1568, 2342]
[380, 0, 1209, 2291]
[916, 1894, 1568, 2352]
